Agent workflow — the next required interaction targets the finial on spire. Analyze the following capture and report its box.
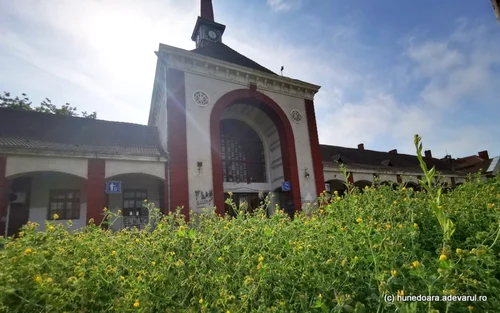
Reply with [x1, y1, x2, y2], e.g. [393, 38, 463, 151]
[201, 0, 214, 21]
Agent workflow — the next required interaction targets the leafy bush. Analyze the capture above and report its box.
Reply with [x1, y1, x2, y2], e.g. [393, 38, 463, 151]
[1, 136, 499, 312]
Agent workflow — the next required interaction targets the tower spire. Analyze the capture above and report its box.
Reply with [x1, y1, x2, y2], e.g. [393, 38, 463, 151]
[191, 0, 226, 48]
[201, 0, 214, 21]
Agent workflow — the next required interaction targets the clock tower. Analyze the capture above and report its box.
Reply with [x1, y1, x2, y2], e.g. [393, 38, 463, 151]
[191, 0, 226, 48]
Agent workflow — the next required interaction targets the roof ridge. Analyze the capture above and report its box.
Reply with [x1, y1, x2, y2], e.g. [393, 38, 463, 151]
[0, 107, 151, 128]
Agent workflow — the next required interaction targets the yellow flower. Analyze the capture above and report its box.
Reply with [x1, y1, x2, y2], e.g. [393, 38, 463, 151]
[393, 201, 398, 205]
[391, 269, 397, 277]
[334, 190, 338, 195]
[218, 257, 223, 261]
[397, 290, 404, 297]
[133, 300, 140, 308]
[398, 224, 403, 229]
[258, 255, 264, 262]
[456, 248, 463, 254]
[487, 203, 495, 209]
[412, 260, 420, 268]
[82, 258, 87, 264]
[413, 223, 418, 229]
[402, 187, 406, 191]
[365, 185, 369, 189]
[46, 277, 53, 283]
[111, 251, 116, 256]
[336, 196, 341, 201]
[78, 272, 84, 278]
[24, 248, 32, 254]
[468, 305, 474, 311]
[53, 213, 59, 220]
[318, 293, 323, 300]
[35, 275, 42, 283]
[120, 276, 125, 280]
[151, 261, 156, 266]
[228, 191, 233, 196]
[199, 298, 204, 304]
[356, 217, 363, 223]
[48, 225, 55, 231]
[117, 210, 122, 214]
[439, 254, 448, 261]
[135, 239, 140, 243]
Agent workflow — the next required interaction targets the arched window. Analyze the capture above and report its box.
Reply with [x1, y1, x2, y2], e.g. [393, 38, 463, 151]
[220, 119, 266, 183]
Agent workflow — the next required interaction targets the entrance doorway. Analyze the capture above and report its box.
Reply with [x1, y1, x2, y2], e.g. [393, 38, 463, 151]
[223, 192, 267, 217]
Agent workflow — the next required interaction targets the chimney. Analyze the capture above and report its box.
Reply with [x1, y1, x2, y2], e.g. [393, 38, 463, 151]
[358, 143, 364, 151]
[389, 149, 397, 154]
[424, 150, 432, 159]
[478, 150, 489, 160]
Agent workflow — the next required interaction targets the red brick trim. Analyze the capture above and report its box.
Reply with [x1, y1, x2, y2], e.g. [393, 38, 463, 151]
[348, 172, 355, 184]
[166, 68, 190, 221]
[305, 99, 325, 196]
[87, 159, 105, 225]
[0, 157, 7, 235]
[210, 89, 301, 216]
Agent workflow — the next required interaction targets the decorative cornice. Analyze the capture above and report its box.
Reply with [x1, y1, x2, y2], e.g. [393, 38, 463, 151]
[157, 44, 321, 100]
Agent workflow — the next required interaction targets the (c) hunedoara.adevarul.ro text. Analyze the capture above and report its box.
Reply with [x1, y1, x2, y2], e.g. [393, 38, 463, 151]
[384, 294, 488, 303]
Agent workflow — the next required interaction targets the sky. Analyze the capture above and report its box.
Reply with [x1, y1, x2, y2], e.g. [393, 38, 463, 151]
[0, 0, 499, 158]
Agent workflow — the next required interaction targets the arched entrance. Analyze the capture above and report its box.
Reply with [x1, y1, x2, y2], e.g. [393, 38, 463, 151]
[325, 179, 347, 196]
[2, 171, 87, 236]
[354, 180, 372, 192]
[211, 88, 301, 216]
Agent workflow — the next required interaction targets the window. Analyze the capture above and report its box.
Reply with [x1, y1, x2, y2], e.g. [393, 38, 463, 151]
[48, 190, 80, 220]
[221, 119, 267, 183]
[122, 190, 148, 229]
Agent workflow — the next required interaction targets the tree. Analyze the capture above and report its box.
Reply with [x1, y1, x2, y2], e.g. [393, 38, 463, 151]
[0, 91, 97, 119]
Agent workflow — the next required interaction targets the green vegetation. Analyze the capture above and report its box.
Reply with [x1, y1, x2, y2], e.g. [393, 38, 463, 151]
[0, 91, 97, 118]
[1, 136, 499, 312]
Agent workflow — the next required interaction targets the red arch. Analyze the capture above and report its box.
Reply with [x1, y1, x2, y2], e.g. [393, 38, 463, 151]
[210, 88, 302, 216]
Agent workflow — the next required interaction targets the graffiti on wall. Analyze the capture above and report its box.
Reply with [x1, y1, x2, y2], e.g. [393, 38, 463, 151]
[195, 189, 213, 208]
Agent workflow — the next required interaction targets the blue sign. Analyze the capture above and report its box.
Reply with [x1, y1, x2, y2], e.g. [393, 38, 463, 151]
[282, 181, 291, 192]
[106, 180, 121, 194]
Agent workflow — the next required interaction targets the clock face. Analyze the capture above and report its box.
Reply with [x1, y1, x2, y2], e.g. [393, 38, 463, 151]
[206, 29, 219, 41]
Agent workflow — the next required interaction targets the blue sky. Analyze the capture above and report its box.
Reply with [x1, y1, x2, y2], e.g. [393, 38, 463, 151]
[1, 0, 499, 158]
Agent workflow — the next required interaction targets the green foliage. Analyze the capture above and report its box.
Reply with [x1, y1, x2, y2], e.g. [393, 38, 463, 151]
[0, 92, 97, 119]
[0, 137, 499, 312]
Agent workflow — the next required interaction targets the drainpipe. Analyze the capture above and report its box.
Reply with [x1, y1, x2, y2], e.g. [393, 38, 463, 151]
[4, 204, 10, 238]
[163, 56, 172, 213]
[167, 152, 171, 212]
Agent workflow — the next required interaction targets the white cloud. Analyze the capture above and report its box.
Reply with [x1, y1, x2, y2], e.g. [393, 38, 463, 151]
[266, 0, 301, 12]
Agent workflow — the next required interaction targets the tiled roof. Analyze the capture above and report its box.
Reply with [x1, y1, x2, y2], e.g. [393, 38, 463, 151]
[453, 155, 485, 169]
[0, 108, 165, 157]
[455, 159, 493, 175]
[191, 42, 277, 75]
[320, 144, 464, 176]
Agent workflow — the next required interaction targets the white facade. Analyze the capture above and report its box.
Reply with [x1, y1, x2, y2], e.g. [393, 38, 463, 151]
[149, 44, 322, 213]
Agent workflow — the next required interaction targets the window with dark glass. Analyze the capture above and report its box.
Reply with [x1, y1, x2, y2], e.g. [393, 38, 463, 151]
[221, 119, 266, 183]
[122, 190, 148, 217]
[48, 190, 80, 220]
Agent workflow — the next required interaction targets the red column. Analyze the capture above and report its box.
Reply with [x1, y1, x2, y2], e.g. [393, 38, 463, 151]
[166, 68, 190, 221]
[305, 99, 325, 197]
[87, 159, 105, 225]
[0, 157, 7, 235]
